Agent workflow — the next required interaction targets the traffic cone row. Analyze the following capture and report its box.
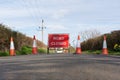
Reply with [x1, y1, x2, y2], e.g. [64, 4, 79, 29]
[9, 34, 108, 56]
[75, 34, 108, 55]
[9, 35, 38, 56]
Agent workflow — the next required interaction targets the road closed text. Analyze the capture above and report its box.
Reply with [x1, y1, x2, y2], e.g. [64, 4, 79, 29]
[50, 42, 67, 46]
[48, 34, 69, 48]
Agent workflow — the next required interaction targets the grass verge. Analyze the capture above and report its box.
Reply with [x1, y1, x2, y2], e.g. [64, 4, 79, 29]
[83, 50, 120, 55]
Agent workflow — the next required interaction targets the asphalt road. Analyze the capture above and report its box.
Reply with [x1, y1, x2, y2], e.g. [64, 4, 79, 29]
[0, 54, 120, 80]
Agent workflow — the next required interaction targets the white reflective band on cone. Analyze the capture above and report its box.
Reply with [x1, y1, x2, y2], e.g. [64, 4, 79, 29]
[103, 40, 107, 48]
[10, 41, 15, 49]
[33, 40, 37, 47]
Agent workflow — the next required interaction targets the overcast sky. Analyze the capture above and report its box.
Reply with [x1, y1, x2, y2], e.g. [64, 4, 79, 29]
[0, 0, 120, 45]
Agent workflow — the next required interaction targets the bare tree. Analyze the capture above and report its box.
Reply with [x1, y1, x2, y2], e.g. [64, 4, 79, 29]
[79, 29, 101, 41]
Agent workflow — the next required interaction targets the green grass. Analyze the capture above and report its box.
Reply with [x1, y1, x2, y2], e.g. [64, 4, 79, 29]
[38, 48, 47, 54]
[83, 50, 101, 55]
[17, 46, 32, 55]
[18, 46, 48, 55]
[83, 50, 120, 55]
[0, 51, 9, 56]
[109, 50, 120, 55]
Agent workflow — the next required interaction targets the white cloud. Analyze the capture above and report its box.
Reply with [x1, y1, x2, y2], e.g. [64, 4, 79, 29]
[51, 9, 70, 19]
[0, 8, 29, 18]
[47, 24, 67, 30]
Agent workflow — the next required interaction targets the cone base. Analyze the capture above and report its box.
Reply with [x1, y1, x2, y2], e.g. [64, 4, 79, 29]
[32, 47, 38, 54]
[76, 48, 82, 54]
[102, 48, 108, 55]
[10, 49, 15, 56]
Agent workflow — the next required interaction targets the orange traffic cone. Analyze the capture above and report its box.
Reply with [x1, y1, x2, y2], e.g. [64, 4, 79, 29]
[102, 35, 108, 55]
[32, 35, 37, 54]
[75, 35, 82, 54]
[10, 37, 15, 56]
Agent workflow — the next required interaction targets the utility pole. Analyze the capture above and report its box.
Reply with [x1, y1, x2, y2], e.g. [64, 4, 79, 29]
[38, 19, 46, 43]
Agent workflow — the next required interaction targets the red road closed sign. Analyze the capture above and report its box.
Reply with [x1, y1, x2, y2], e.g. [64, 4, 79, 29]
[48, 34, 69, 48]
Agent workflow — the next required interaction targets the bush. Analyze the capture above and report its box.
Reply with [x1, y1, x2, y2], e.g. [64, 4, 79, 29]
[38, 48, 47, 54]
[109, 50, 120, 55]
[93, 50, 101, 55]
[18, 46, 32, 55]
[114, 44, 120, 51]
[0, 51, 9, 56]
[16, 50, 21, 55]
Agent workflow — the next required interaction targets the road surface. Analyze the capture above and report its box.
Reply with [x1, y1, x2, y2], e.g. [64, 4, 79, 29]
[0, 54, 120, 80]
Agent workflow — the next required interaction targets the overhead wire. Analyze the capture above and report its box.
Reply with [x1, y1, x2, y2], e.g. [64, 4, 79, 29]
[35, 0, 43, 22]
[20, 0, 38, 23]
[27, 0, 42, 23]
[20, 0, 46, 40]
[18, 0, 46, 29]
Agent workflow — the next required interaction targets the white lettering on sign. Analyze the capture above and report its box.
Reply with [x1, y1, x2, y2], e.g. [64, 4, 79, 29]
[48, 34, 69, 48]
[51, 42, 55, 45]
[50, 42, 67, 46]
[53, 37, 64, 40]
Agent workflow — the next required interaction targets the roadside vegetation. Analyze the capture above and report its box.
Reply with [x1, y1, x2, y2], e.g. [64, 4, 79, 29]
[81, 30, 120, 55]
[83, 50, 120, 55]
[0, 46, 47, 56]
[0, 24, 47, 56]
[16, 46, 47, 55]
